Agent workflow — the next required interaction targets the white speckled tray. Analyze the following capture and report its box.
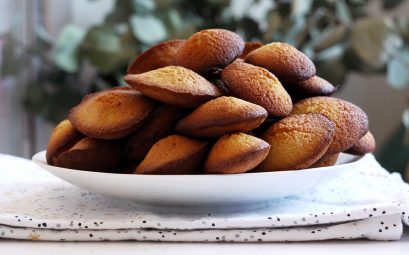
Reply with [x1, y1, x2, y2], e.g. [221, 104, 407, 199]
[0, 153, 408, 242]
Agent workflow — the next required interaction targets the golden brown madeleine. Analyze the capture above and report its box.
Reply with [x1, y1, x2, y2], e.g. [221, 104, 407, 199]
[124, 66, 222, 108]
[176, 96, 268, 138]
[239, 41, 263, 59]
[54, 137, 122, 172]
[221, 61, 292, 117]
[285, 75, 337, 98]
[245, 42, 316, 82]
[135, 135, 209, 175]
[345, 131, 376, 155]
[173, 29, 245, 74]
[204, 133, 270, 174]
[292, 97, 369, 154]
[125, 105, 186, 160]
[309, 153, 340, 168]
[46, 119, 84, 165]
[69, 88, 155, 140]
[127, 40, 186, 74]
[256, 113, 335, 172]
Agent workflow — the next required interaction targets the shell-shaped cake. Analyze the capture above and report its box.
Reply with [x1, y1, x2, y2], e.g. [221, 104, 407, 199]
[176, 96, 268, 138]
[204, 133, 270, 174]
[257, 113, 335, 172]
[285, 75, 337, 98]
[345, 131, 376, 155]
[46, 119, 84, 165]
[221, 61, 292, 117]
[173, 29, 245, 74]
[53, 137, 122, 173]
[124, 66, 222, 108]
[135, 135, 209, 175]
[69, 87, 155, 140]
[245, 42, 316, 82]
[292, 96, 369, 154]
[127, 40, 185, 74]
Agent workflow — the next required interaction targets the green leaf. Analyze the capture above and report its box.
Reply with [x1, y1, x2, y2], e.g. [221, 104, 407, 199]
[316, 57, 347, 86]
[132, 0, 156, 13]
[377, 123, 409, 175]
[167, 9, 183, 30]
[46, 87, 83, 123]
[263, 11, 281, 41]
[23, 81, 46, 116]
[130, 15, 167, 44]
[348, 0, 367, 5]
[351, 17, 403, 69]
[164, 10, 197, 39]
[291, 0, 312, 17]
[396, 17, 409, 42]
[207, 0, 230, 7]
[383, 0, 404, 9]
[387, 48, 409, 89]
[24, 74, 84, 123]
[239, 17, 260, 40]
[313, 25, 348, 52]
[53, 25, 86, 73]
[403, 107, 409, 130]
[403, 107, 409, 146]
[335, 0, 352, 26]
[80, 25, 134, 74]
[284, 18, 308, 47]
[105, 0, 134, 25]
[35, 26, 53, 51]
[156, 0, 180, 9]
[0, 34, 25, 76]
[315, 45, 345, 61]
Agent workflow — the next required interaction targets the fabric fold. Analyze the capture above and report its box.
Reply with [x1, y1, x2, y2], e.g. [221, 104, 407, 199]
[0, 153, 408, 242]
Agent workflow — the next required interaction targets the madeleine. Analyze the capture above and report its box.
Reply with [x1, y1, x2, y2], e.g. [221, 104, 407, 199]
[221, 61, 292, 117]
[345, 131, 376, 155]
[245, 42, 316, 82]
[127, 40, 185, 74]
[46, 119, 84, 165]
[54, 137, 122, 173]
[257, 113, 335, 172]
[204, 133, 270, 174]
[176, 96, 267, 138]
[292, 97, 369, 154]
[69, 87, 154, 140]
[124, 66, 222, 108]
[285, 75, 337, 98]
[173, 29, 245, 74]
[135, 135, 209, 175]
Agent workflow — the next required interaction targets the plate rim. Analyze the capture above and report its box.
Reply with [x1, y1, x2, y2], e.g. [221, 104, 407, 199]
[32, 150, 365, 179]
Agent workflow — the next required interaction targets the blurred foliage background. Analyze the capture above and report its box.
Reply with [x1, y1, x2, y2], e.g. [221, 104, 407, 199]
[0, 0, 408, 177]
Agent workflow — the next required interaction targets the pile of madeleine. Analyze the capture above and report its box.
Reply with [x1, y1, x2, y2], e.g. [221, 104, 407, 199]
[46, 29, 376, 175]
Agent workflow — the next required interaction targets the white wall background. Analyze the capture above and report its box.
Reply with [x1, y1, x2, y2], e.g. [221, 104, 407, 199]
[0, 0, 408, 157]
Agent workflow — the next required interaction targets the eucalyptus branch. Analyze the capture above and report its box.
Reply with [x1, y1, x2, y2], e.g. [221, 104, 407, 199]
[0, 34, 55, 72]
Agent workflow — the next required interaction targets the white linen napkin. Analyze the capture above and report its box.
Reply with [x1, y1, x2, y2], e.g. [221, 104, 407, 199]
[0, 153, 408, 242]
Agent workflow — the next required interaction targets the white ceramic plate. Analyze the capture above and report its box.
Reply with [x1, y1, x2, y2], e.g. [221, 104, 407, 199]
[32, 151, 362, 208]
